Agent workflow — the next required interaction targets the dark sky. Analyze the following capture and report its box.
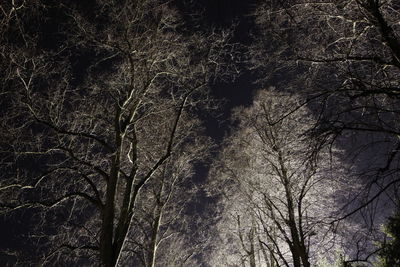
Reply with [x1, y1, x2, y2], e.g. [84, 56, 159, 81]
[3, 1, 398, 265]
[176, 0, 259, 140]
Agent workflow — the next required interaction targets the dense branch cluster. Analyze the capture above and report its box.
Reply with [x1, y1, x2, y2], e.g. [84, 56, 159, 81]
[0, 0, 235, 266]
[209, 90, 352, 266]
[207, 0, 400, 266]
[1, 0, 400, 266]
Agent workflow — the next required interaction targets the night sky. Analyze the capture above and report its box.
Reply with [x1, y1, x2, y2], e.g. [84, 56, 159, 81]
[2, 0, 399, 266]
[177, 0, 259, 140]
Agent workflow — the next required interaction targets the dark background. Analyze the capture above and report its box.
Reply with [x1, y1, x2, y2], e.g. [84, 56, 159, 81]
[0, 0, 260, 265]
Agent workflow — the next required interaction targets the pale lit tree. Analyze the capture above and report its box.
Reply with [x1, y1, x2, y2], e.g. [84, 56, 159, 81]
[209, 89, 351, 267]
[249, 1, 400, 263]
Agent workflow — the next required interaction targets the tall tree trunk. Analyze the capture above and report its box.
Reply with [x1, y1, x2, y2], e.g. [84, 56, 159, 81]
[279, 152, 310, 267]
[149, 178, 165, 267]
[149, 209, 162, 267]
[100, 108, 122, 267]
[248, 224, 256, 267]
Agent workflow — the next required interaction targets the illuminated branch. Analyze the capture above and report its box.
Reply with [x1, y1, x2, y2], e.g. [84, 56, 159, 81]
[1, 191, 102, 212]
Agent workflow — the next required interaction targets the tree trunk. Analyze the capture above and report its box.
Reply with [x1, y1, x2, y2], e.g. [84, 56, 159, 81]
[149, 209, 162, 267]
[100, 161, 119, 267]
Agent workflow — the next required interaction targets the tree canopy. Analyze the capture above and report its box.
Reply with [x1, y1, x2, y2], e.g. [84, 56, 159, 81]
[1, 0, 399, 266]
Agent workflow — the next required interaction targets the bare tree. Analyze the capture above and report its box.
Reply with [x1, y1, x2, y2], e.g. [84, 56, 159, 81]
[209, 89, 350, 267]
[251, 0, 400, 158]
[120, 134, 214, 267]
[0, 0, 237, 266]
[248, 1, 400, 263]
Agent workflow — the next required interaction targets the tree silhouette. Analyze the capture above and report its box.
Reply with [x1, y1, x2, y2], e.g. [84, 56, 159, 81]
[0, 0, 236, 265]
[250, 1, 400, 262]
